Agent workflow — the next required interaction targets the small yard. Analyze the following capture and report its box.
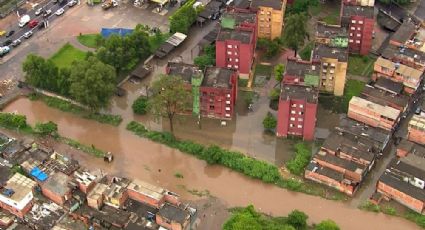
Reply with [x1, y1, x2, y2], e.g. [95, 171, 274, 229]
[253, 64, 273, 86]
[49, 43, 87, 69]
[77, 34, 100, 49]
[347, 54, 376, 77]
[319, 79, 365, 113]
[321, 7, 340, 25]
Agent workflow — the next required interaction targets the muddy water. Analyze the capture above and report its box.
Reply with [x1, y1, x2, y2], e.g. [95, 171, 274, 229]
[3, 98, 420, 230]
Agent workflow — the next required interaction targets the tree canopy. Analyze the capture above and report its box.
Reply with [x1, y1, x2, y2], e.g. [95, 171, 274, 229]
[378, 0, 409, 5]
[282, 13, 309, 56]
[287, 0, 319, 15]
[148, 75, 192, 134]
[274, 64, 285, 83]
[194, 45, 216, 69]
[315, 220, 340, 230]
[287, 210, 309, 230]
[263, 112, 277, 130]
[69, 56, 116, 111]
[23, 54, 59, 91]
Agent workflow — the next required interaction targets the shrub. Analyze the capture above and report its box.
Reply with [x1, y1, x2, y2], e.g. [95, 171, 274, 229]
[132, 97, 148, 115]
[287, 210, 308, 230]
[286, 142, 311, 175]
[34, 121, 58, 136]
[0, 113, 28, 129]
[269, 88, 280, 100]
[263, 112, 277, 130]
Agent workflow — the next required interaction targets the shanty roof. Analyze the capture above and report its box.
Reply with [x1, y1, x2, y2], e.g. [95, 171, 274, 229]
[316, 23, 347, 38]
[379, 172, 425, 201]
[41, 172, 71, 196]
[306, 162, 344, 182]
[408, 115, 425, 131]
[127, 179, 165, 201]
[398, 139, 425, 158]
[375, 57, 396, 70]
[373, 78, 404, 94]
[391, 20, 416, 44]
[2, 173, 36, 203]
[314, 150, 366, 176]
[382, 44, 425, 64]
[221, 11, 256, 29]
[285, 59, 320, 77]
[322, 132, 375, 163]
[395, 64, 423, 80]
[158, 203, 190, 224]
[349, 96, 400, 120]
[360, 85, 408, 111]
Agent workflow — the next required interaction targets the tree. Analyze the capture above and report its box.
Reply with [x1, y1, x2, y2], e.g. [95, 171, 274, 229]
[23, 54, 59, 92]
[148, 75, 192, 135]
[69, 56, 116, 111]
[34, 121, 58, 136]
[315, 220, 340, 230]
[263, 112, 277, 130]
[223, 205, 262, 230]
[282, 13, 309, 57]
[194, 45, 216, 69]
[274, 64, 285, 83]
[287, 0, 319, 15]
[287, 210, 308, 230]
[132, 97, 148, 115]
[378, 0, 409, 5]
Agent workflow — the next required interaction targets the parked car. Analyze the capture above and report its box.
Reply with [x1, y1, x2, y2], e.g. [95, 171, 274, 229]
[18, 15, 31, 27]
[415, 107, 422, 115]
[28, 20, 38, 28]
[23, 31, 33, 39]
[11, 39, 21, 47]
[35, 8, 42, 16]
[0, 46, 10, 57]
[0, 30, 6, 37]
[43, 9, 52, 17]
[68, 0, 77, 6]
[5, 30, 14, 37]
[55, 8, 65, 16]
[3, 39, 12, 46]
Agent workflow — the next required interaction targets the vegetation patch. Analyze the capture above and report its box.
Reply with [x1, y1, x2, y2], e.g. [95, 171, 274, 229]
[132, 96, 149, 115]
[194, 45, 216, 69]
[29, 94, 122, 126]
[59, 137, 105, 158]
[299, 41, 314, 61]
[126, 121, 348, 201]
[238, 79, 249, 87]
[318, 80, 365, 113]
[321, 7, 340, 25]
[286, 142, 312, 175]
[77, 34, 102, 49]
[174, 172, 184, 178]
[347, 54, 376, 77]
[49, 43, 87, 69]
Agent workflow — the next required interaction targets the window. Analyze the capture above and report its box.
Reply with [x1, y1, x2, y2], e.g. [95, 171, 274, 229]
[349, 39, 353, 43]
[350, 33, 353, 36]
[235, 58, 239, 62]
[227, 94, 231, 98]
[291, 110, 296, 114]
[227, 64, 232, 68]
[351, 26, 355, 30]
[290, 117, 295, 121]
[227, 45, 233, 48]
[357, 27, 361, 31]
[298, 118, 303, 122]
[359, 20, 363, 24]
[299, 104, 303, 108]
[234, 65, 239, 69]
[351, 20, 356, 24]
[297, 125, 302, 128]
[291, 103, 297, 108]
[356, 40, 360, 44]
[289, 124, 294, 128]
[228, 58, 232, 61]
[227, 51, 232, 55]
[210, 105, 215, 110]
[299, 111, 304, 115]
[356, 33, 361, 37]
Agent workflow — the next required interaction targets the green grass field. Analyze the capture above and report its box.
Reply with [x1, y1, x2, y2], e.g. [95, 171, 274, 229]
[347, 54, 376, 77]
[49, 43, 87, 69]
[77, 34, 100, 48]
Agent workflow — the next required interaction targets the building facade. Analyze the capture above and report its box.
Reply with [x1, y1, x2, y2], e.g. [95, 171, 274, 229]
[341, 5, 374, 55]
[343, 0, 374, 6]
[276, 85, 318, 140]
[348, 96, 400, 131]
[0, 173, 36, 218]
[250, 0, 286, 40]
[313, 44, 348, 96]
[408, 115, 425, 145]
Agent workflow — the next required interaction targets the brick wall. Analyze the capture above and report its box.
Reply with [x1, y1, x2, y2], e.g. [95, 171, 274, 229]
[0, 200, 32, 218]
[305, 170, 355, 196]
[377, 181, 425, 213]
[126, 190, 164, 209]
[41, 186, 70, 205]
[313, 157, 362, 182]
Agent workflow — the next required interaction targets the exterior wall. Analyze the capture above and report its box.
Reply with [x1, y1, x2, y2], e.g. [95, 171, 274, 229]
[320, 58, 347, 96]
[200, 88, 233, 120]
[126, 190, 165, 209]
[276, 98, 317, 140]
[408, 127, 425, 145]
[156, 215, 186, 230]
[377, 181, 425, 213]
[216, 35, 255, 76]
[347, 102, 398, 131]
[304, 170, 355, 196]
[79, 181, 96, 194]
[257, 5, 284, 40]
[41, 186, 71, 205]
[348, 16, 373, 55]
[0, 199, 32, 218]
[164, 194, 180, 206]
[313, 157, 362, 182]
[343, 0, 374, 6]
[87, 195, 103, 210]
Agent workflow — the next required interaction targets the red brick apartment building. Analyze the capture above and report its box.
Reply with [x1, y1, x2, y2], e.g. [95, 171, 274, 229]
[340, 4, 374, 55]
[276, 85, 318, 140]
[282, 58, 320, 87]
[408, 115, 425, 145]
[166, 62, 238, 120]
[377, 152, 425, 214]
[216, 10, 257, 78]
[373, 57, 424, 94]
[348, 96, 401, 131]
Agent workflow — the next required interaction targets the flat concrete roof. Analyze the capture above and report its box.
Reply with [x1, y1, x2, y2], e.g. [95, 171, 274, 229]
[313, 44, 348, 62]
[250, 0, 283, 10]
[280, 84, 318, 104]
[350, 96, 401, 120]
[217, 29, 253, 44]
[202, 67, 236, 89]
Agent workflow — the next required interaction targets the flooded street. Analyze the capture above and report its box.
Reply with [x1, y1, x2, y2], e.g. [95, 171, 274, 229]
[3, 97, 421, 230]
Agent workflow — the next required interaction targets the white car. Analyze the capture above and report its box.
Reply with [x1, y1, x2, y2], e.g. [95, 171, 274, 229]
[68, 0, 77, 6]
[55, 8, 64, 16]
[23, 31, 33, 39]
[35, 8, 42, 16]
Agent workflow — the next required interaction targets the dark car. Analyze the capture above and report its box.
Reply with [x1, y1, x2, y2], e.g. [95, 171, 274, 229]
[5, 30, 14, 38]
[43, 9, 52, 17]
[3, 39, 12, 46]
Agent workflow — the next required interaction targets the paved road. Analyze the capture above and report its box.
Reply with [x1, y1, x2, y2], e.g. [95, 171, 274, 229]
[0, 0, 79, 49]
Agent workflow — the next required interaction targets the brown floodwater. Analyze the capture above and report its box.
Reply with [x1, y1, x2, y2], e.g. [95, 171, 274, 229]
[3, 97, 420, 230]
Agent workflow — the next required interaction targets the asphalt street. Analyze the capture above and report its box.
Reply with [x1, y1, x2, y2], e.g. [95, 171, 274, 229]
[0, 0, 79, 48]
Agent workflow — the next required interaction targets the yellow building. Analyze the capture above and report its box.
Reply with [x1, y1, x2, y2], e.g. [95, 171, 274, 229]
[251, 0, 286, 40]
[313, 44, 348, 96]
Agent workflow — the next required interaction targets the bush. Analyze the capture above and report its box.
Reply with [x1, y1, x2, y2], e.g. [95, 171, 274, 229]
[169, 0, 197, 34]
[263, 112, 277, 130]
[315, 220, 340, 230]
[34, 121, 58, 136]
[194, 45, 215, 69]
[286, 142, 311, 175]
[269, 88, 280, 100]
[0, 113, 28, 129]
[132, 97, 148, 115]
[287, 210, 308, 230]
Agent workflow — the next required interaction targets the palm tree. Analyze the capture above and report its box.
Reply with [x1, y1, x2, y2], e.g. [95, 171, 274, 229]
[282, 13, 309, 57]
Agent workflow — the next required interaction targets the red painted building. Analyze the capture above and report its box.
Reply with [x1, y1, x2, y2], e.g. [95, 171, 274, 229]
[341, 4, 374, 55]
[276, 85, 318, 140]
[200, 67, 238, 120]
[216, 10, 257, 78]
